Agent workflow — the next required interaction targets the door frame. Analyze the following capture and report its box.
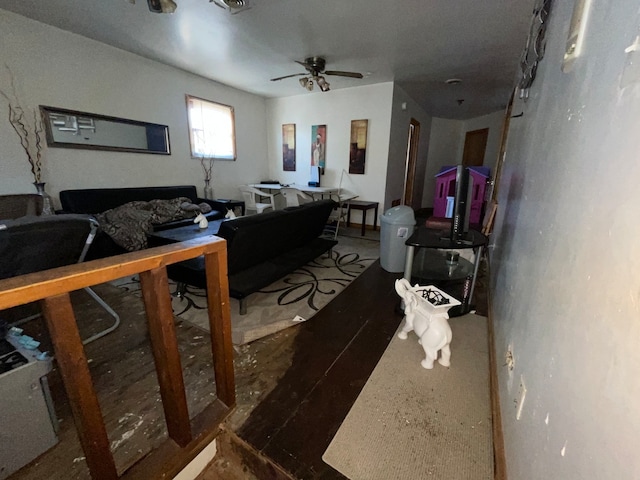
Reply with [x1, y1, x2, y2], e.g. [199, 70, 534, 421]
[403, 118, 420, 206]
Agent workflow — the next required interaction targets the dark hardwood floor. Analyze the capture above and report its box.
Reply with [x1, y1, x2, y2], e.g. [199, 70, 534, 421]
[203, 260, 404, 479]
[203, 251, 489, 479]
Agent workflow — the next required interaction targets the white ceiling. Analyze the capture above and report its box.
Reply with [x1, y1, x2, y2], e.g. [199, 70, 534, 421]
[0, 0, 534, 119]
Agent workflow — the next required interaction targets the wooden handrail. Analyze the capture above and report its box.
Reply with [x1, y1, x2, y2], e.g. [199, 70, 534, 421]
[0, 236, 235, 480]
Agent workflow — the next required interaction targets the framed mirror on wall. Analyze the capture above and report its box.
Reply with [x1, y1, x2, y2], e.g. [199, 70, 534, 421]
[40, 106, 171, 154]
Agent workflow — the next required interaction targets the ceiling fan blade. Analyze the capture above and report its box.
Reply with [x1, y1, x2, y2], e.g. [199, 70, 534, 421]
[325, 70, 364, 79]
[270, 73, 306, 81]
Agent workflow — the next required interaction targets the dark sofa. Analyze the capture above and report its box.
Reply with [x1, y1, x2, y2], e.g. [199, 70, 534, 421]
[59, 185, 226, 259]
[167, 199, 338, 314]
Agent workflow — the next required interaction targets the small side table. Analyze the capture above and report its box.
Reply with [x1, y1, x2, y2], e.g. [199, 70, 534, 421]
[346, 200, 379, 236]
[209, 199, 245, 216]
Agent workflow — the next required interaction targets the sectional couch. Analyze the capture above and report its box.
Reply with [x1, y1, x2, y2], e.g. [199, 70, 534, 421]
[166, 199, 338, 314]
[59, 185, 226, 259]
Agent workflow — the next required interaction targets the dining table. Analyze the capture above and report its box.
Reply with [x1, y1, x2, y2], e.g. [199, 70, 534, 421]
[248, 183, 339, 200]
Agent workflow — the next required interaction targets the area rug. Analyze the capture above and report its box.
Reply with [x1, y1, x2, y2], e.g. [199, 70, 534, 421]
[113, 235, 379, 345]
[323, 313, 493, 480]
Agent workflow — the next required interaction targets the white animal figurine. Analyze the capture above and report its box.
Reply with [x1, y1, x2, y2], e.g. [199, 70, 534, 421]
[193, 213, 209, 229]
[394, 278, 455, 369]
[225, 208, 237, 219]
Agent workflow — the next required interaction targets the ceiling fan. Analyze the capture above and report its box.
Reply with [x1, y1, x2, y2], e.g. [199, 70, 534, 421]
[270, 57, 363, 92]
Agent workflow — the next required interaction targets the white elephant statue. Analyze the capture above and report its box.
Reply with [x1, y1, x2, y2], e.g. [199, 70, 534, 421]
[394, 279, 457, 369]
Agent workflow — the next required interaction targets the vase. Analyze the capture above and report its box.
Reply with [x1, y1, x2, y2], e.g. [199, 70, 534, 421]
[204, 181, 214, 200]
[33, 182, 54, 215]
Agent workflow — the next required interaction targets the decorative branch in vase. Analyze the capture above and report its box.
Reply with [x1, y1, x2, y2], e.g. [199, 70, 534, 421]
[1, 64, 52, 214]
[201, 156, 215, 200]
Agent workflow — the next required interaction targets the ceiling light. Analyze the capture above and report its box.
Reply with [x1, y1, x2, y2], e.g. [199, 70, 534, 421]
[147, 0, 177, 13]
[317, 76, 330, 92]
[297, 77, 315, 91]
[222, 0, 246, 8]
[210, 0, 251, 14]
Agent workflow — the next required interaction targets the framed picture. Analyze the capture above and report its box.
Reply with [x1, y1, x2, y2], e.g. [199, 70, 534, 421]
[282, 123, 296, 171]
[311, 124, 326, 171]
[349, 119, 368, 174]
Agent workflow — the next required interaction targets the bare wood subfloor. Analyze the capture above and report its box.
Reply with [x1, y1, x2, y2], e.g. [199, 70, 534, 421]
[8, 284, 217, 480]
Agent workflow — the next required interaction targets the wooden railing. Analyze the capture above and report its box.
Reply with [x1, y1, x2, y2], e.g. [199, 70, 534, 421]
[0, 237, 235, 480]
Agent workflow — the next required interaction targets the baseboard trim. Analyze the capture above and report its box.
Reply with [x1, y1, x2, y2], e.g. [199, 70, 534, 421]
[486, 257, 507, 480]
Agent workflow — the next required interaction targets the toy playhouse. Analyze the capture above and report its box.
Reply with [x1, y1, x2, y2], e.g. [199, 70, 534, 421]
[433, 166, 490, 225]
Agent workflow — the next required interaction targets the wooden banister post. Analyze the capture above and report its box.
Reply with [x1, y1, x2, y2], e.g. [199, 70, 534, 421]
[41, 293, 118, 480]
[204, 250, 236, 407]
[139, 267, 192, 447]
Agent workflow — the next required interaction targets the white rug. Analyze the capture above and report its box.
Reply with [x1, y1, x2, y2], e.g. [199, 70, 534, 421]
[323, 313, 493, 479]
[113, 235, 379, 345]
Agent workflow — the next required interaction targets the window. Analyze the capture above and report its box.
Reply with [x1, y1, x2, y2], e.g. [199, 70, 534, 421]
[186, 95, 236, 160]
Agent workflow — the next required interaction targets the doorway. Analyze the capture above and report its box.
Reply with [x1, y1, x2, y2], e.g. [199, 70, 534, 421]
[403, 118, 420, 207]
[462, 128, 489, 167]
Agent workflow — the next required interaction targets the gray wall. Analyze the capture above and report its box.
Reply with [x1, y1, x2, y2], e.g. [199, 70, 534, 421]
[385, 84, 432, 210]
[491, 1, 640, 478]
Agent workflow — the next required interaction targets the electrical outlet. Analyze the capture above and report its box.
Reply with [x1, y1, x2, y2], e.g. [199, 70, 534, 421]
[516, 375, 527, 420]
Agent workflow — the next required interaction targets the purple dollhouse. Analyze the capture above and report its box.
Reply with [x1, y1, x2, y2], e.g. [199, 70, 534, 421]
[433, 166, 490, 225]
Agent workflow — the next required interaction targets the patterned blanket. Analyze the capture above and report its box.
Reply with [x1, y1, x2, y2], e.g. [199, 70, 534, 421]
[95, 197, 211, 251]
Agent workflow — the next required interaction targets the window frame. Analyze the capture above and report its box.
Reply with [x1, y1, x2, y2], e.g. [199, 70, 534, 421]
[185, 94, 237, 161]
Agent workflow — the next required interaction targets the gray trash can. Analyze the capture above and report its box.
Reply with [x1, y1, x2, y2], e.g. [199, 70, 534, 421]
[379, 205, 416, 273]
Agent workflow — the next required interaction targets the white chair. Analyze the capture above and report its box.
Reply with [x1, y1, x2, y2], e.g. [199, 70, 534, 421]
[280, 187, 312, 207]
[238, 185, 276, 214]
[323, 170, 359, 239]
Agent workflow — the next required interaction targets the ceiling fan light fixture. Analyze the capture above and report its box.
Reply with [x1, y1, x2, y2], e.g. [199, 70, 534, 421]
[272, 57, 362, 91]
[317, 76, 330, 92]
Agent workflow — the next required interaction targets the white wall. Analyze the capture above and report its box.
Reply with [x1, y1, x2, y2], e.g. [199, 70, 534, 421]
[422, 118, 462, 208]
[0, 10, 269, 207]
[385, 84, 432, 210]
[491, 1, 640, 478]
[266, 83, 393, 225]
